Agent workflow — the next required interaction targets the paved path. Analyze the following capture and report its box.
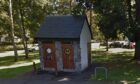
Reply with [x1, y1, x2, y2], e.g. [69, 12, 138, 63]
[0, 50, 24, 57]
[108, 48, 134, 53]
[0, 59, 40, 69]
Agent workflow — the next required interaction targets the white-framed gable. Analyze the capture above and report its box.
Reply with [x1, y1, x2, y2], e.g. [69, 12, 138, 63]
[80, 20, 92, 70]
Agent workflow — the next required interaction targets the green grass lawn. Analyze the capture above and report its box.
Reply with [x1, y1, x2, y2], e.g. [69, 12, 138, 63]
[0, 51, 39, 66]
[0, 63, 40, 78]
[0, 65, 33, 78]
[0, 51, 40, 78]
[91, 48, 140, 83]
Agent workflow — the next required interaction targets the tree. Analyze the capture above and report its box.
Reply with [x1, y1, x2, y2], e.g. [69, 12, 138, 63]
[0, 0, 12, 39]
[9, 0, 18, 61]
[125, 0, 140, 60]
[133, 0, 140, 60]
[72, 0, 86, 15]
[18, 0, 29, 59]
[93, 0, 127, 51]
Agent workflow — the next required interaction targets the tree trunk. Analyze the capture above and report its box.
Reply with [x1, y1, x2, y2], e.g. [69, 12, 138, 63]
[135, 0, 140, 23]
[127, 0, 134, 27]
[20, 10, 29, 59]
[9, 0, 18, 61]
[133, 0, 140, 60]
[134, 42, 140, 60]
[90, 9, 92, 28]
[18, 0, 29, 59]
[70, 0, 72, 14]
[133, 30, 140, 60]
[105, 38, 109, 51]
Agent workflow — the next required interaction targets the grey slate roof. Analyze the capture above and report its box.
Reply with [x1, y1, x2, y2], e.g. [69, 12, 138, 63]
[36, 15, 91, 39]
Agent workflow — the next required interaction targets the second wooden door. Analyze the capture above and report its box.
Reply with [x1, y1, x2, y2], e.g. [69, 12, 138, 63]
[62, 43, 74, 69]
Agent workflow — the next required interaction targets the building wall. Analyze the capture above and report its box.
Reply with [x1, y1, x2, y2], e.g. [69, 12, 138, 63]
[80, 21, 91, 70]
[38, 41, 45, 70]
[55, 41, 63, 71]
[39, 40, 81, 72]
[73, 41, 81, 71]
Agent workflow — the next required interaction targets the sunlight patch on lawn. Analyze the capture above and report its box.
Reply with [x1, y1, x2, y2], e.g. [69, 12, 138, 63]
[108, 48, 134, 53]
[91, 47, 140, 83]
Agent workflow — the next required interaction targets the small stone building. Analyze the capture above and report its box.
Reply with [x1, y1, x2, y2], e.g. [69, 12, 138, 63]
[36, 15, 93, 72]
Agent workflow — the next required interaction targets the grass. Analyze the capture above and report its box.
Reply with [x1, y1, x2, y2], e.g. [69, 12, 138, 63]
[91, 48, 140, 83]
[0, 51, 40, 78]
[0, 63, 40, 78]
[0, 51, 39, 66]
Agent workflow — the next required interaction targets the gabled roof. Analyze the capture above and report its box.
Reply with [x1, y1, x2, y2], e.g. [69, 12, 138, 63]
[36, 15, 92, 40]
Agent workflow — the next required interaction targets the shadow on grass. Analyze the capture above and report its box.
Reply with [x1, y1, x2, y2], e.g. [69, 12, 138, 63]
[0, 51, 39, 66]
[91, 49, 140, 83]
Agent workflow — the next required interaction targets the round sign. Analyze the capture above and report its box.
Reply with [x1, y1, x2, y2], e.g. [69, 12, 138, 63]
[65, 48, 71, 55]
[46, 48, 52, 54]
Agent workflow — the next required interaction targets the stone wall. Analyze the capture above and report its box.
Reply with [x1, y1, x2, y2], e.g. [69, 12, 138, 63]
[73, 41, 81, 71]
[55, 41, 63, 71]
[38, 41, 45, 70]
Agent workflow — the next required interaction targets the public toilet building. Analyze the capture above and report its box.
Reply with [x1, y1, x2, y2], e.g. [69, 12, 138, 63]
[36, 15, 93, 72]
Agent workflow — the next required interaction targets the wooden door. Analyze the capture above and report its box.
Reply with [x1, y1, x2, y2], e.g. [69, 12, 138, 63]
[43, 43, 56, 68]
[62, 43, 74, 69]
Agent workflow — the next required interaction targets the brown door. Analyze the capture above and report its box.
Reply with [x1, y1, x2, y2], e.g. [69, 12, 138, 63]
[43, 43, 56, 68]
[62, 43, 74, 69]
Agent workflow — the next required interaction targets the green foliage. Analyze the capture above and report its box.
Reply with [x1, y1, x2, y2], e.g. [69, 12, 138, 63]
[0, 65, 32, 78]
[93, 0, 127, 40]
[0, 0, 137, 43]
[0, 0, 11, 36]
[72, 0, 86, 15]
[0, 0, 75, 41]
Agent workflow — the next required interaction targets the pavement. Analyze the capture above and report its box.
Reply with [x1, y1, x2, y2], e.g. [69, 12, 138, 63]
[0, 59, 40, 69]
[0, 50, 39, 69]
[0, 50, 24, 58]
[108, 48, 134, 53]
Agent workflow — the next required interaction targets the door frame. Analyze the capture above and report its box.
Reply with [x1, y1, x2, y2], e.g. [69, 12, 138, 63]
[42, 41, 57, 69]
[61, 41, 75, 69]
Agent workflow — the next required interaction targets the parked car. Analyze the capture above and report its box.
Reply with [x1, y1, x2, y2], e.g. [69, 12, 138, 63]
[109, 40, 135, 48]
[28, 44, 39, 52]
[109, 41, 129, 48]
[129, 42, 135, 49]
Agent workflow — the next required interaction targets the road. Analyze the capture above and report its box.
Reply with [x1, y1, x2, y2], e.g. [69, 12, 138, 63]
[0, 59, 40, 69]
[0, 50, 24, 57]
